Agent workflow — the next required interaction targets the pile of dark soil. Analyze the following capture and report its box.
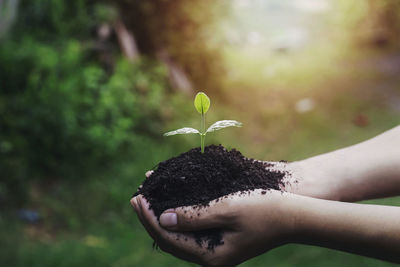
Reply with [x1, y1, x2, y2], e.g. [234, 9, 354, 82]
[134, 145, 286, 249]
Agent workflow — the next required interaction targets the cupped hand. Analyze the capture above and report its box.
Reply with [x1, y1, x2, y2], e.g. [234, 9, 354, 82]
[131, 189, 297, 267]
[130, 159, 338, 267]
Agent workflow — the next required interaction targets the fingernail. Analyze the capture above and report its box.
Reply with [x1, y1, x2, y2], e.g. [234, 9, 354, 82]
[160, 212, 177, 227]
[164, 209, 174, 213]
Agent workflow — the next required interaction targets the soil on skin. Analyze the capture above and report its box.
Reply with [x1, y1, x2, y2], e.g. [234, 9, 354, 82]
[134, 145, 286, 250]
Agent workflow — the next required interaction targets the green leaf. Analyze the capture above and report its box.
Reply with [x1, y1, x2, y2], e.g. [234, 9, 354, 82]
[164, 127, 200, 136]
[206, 120, 242, 133]
[194, 92, 210, 115]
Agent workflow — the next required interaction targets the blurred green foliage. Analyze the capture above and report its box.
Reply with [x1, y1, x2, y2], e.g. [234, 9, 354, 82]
[0, 0, 172, 205]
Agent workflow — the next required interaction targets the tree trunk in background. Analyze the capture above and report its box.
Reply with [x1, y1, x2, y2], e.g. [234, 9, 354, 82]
[115, 0, 228, 95]
[113, 16, 193, 94]
[0, 0, 19, 38]
[114, 19, 140, 62]
[157, 48, 194, 95]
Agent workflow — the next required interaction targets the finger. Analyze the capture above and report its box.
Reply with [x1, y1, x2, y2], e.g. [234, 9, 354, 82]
[131, 195, 163, 245]
[138, 196, 210, 263]
[132, 197, 154, 237]
[159, 198, 235, 232]
[132, 197, 161, 246]
[130, 197, 139, 213]
[145, 170, 154, 178]
[138, 195, 180, 239]
[135, 195, 163, 243]
[132, 197, 145, 222]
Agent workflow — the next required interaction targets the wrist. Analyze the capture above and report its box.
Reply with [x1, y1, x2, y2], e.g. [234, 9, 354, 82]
[284, 157, 345, 201]
[284, 193, 327, 245]
[278, 192, 400, 262]
[272, 192, 306, 245]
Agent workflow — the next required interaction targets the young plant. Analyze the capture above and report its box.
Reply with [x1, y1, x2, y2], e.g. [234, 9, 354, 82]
[164, 92, 242, 153]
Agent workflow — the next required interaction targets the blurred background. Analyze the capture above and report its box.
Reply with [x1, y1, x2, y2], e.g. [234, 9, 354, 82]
[1, 0, 400, 266]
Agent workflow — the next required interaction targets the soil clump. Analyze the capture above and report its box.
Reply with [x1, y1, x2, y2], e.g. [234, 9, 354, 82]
[134, 145, 286, 249]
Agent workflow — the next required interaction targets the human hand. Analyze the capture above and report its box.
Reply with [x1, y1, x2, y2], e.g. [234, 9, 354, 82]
[275, 160, 345, 201]
[244, 160, 344, 201]
[130, 160, 339, 265]
[132, 126, 400, 265]
[131, 189, 296, 267]
[281, 126, 400, 202]
[132, 186, 400, 266]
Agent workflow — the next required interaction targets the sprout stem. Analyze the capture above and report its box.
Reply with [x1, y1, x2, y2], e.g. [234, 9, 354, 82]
[200, 133, 205, 153]
[200, 113, 206, 153]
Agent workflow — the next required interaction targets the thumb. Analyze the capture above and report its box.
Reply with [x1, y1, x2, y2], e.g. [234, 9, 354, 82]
[159, 201, 232, 231]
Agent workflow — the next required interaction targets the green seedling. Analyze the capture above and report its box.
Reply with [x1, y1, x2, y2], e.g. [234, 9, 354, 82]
[164, 92, 242, 153]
